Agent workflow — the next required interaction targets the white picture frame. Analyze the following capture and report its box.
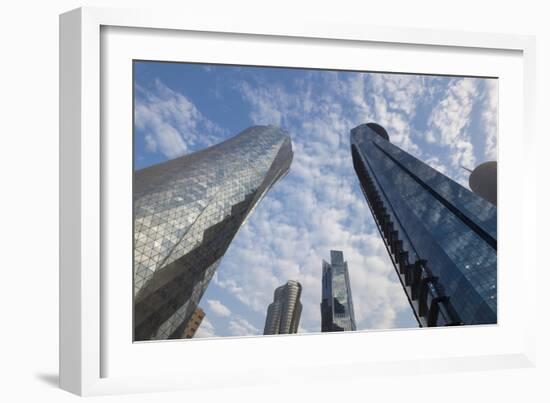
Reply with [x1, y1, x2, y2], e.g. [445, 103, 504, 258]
[59, 6, 537, 396]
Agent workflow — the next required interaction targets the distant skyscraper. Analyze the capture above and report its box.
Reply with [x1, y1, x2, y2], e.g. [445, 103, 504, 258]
[133, 125, 293, 341]
[263, 280, 303, 335]
[351, 123, 497, 327]
[321, 250, 357, 332]
[180, 307, 205, 339]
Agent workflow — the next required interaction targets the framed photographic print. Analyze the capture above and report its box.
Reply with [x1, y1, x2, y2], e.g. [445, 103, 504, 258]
[59, 6, 536, 396]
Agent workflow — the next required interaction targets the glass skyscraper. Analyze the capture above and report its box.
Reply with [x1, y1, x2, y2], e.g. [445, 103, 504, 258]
[263, 280, 303, 335]
[321, 250, 357, 332]
[133, 126, 293, 341]
[351, 123, 497, 327]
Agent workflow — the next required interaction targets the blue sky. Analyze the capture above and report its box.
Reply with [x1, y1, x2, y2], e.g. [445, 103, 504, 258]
[134, 61, 498, 338]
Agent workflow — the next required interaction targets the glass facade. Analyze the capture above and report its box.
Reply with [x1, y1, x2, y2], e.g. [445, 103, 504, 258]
[321, 250, 357, 332]
[263, 280, 303, 335]
[351, 123, 497, 326]
[133, 125, 293, 341]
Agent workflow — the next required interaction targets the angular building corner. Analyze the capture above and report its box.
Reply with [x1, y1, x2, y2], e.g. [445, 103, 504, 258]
[133, 125, 293, 341]
[351, 123, 497, 327]
[263, 280, 303, 335]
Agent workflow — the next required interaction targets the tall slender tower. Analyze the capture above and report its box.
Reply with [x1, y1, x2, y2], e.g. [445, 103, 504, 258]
[133, 126, 293, 341]
[351, 123, 497, 327]
[263, 280, 303, 335]
[321, 250, 357, 332]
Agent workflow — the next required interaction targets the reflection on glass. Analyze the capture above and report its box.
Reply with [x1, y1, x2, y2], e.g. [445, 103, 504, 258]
[351, 123, 497, 327]
[133, 126, 293, 341]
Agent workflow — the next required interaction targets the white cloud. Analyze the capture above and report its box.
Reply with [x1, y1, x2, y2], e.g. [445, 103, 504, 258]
[135, 78, 226, 159]
[367, 75, 426, 156]
[218, 72, 421, 333]
[144, 134, 157, 153]
[236, 81, 292, 127]
[197, 70, 495, 335]
[194, 317, 216, 338]
[206, 299, 231, 317]
[370, 73, 426, 117]
[427, 77, 480, 185]
[228, 316, 259, 336]
[424, 156, 448, 175]
[482, 79, 498, 160]
[429, 78, 477, 145]
[425, 130, 436, 144]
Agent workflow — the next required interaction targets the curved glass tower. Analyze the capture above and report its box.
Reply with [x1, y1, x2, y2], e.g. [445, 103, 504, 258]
[133, 126, 293, 341]
[351, 123, 497, 327]
[321, 250, 357, 332]
[263, 280, 303, 335]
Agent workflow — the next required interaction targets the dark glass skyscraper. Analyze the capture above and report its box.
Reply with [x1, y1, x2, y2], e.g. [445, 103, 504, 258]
[133, 126, 293, 341]
[263, 280, 303, 335]
[351, 123, 497, 327]
[321, 250, 357, 332]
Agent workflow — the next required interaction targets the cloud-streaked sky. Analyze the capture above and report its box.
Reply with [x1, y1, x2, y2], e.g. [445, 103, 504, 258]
[134, 61, 498, 338]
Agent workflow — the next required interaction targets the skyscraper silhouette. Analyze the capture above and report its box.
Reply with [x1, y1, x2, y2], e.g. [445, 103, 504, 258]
[351, 123, 497, 326]
[263, 280, 303, 335]
[133, 126, 293, 340]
